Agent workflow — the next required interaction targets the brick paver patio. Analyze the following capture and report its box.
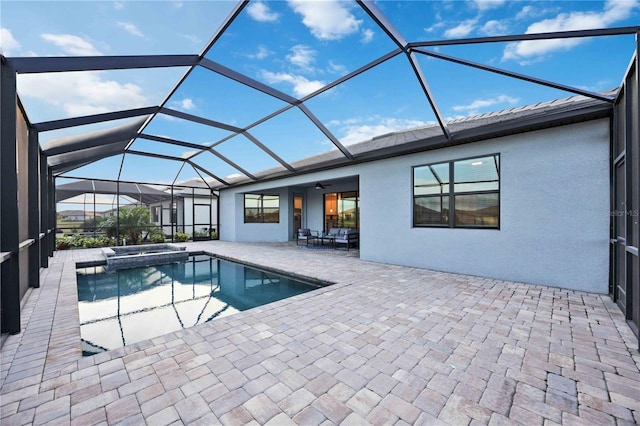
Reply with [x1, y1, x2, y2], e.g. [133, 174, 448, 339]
[1, 241, 638, 425]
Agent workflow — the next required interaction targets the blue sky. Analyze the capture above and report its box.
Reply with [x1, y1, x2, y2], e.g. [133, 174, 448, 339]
[1, 0, 639, 187]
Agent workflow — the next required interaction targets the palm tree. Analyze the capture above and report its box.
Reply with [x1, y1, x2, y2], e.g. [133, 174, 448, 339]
[99, 206, 159, 245]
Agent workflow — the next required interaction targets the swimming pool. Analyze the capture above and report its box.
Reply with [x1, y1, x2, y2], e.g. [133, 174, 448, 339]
[76, 254, 328, 356]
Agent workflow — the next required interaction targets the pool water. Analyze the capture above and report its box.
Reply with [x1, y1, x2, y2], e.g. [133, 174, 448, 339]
[76, 254, 326, 356]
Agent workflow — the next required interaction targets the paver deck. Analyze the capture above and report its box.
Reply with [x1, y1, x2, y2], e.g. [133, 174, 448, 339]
[1, 241, 639, 425]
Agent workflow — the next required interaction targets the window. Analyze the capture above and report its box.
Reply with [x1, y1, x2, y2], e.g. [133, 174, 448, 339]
[413, 154, 499, 228]
[244, 194, 280, 223]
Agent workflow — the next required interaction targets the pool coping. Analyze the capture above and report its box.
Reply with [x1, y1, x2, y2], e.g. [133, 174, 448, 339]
[75, 249, 342, 357]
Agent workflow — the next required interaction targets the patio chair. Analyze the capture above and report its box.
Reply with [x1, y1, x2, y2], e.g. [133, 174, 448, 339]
[296, 228, 318, 246]
[334, 229, 359, 250]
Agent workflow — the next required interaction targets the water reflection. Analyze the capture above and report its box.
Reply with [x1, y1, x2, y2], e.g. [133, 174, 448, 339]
[77, 255, 319, 355]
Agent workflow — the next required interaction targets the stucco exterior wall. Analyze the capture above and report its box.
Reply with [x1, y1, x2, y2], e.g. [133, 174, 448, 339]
[361, 119, 610, 292]
[220, 119, 610, 292]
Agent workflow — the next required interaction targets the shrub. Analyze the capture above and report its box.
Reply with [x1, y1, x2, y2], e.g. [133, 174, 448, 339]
[97, 236, 113, 247]
[56, 237, 71, 250]
[174, 232, 189, 242]
[82, 238, 102, 248]
[70, 235, 87, 248]
[147, 226, 165, 243]
[81, 236, 111, 248]
[211, 231, 218, 239]
[150, 234, 165, 243]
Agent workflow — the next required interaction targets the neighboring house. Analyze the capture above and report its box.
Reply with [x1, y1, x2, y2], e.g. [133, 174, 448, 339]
[217, 90, 620, 295]
[148, 181, 218, 238]
[99, 204, 147, 220]
[58, 210, 101, 222]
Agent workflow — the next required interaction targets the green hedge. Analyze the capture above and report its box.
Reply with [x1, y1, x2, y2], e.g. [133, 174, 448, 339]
[173, 232, 189, 242]
[56, 235, 113, 250]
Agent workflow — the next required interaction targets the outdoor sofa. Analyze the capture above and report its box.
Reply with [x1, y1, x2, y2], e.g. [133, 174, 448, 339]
[327, 228, 359, 250]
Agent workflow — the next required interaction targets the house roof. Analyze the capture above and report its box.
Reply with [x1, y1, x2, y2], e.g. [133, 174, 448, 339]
[214, 89, 616, 188]
[57, 210, 100, 217]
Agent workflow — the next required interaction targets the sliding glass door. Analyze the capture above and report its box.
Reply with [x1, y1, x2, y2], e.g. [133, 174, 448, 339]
[324, 191, 359, 232]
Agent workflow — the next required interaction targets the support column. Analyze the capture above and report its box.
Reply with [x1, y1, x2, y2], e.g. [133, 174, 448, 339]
[48, 170, 55, 257]
[40, 152, 49, 267]
[28, 128, 40, 287]
[170, 186, 175, 242]
[116, 180, 120, 244]
[1, 59, 20, 334]
[192, 187, 195, 238]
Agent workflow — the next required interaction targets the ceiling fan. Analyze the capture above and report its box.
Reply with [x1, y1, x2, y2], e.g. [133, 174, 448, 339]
[314, 182, 332, 190]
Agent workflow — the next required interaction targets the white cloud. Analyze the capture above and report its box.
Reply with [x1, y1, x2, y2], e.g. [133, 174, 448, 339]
[331, 116, 430, 145]
[361, 29, 374, 43]
[328, 60, 347, 75]
[503, 0, 640, 63]
[444, 19, 477, 38]
[113, 1, 124, 10]
[41, 33, 102, 56]
[259, 70, 325, 97]
[247, 45, 272, 60]
[452, 95, 519, 115]
[0, 28, 21, 55]
[180, 33, 202, 45]
[172, 2, 183, 9]
[17, 71, 148, 117]
[515, 5, 557, 20]
[480, 19, 509, 36]
[515, 5, 534, 20]
[472, 0, 507, 11]
[247, 1, 279, 22]
[288, 0, 362, 40]
[180, 98, 195, 110]
[425, 21, 446, 33]
[603, 0, 639, 21]
[287, 45, 316, 72]
[117, 22, 144, 38]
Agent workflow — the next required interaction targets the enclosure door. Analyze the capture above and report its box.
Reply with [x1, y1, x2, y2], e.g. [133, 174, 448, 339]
[193, 203, 213, 238]
[614, 160, 627, 311]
